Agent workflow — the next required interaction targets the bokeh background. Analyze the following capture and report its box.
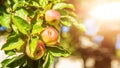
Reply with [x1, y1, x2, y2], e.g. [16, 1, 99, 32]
[1, 0, 120, 68]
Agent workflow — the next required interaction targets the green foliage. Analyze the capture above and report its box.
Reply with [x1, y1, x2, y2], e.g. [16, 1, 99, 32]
[0, 13, 11, 29]
[11, 24, 19, 34]
[39, 0, 48, 8]
[47, 46, 70, 57]
[0, 0, 85, 68]
[5, 50, 16, 56]
[15, 8, 28, 20]
[1, 54, 25, 68]
[2, 38, 24, 51]
[1, 32, 24, 51]
[32, 19, 44, 35]
[29, 37, 39, 56]
[53, 3, 75, 10]
[12, 16, 30, 35]
[42, 53, 54, 68]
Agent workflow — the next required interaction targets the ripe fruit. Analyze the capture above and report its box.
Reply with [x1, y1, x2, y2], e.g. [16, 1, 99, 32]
[26, 40, 45, 60]
[41, 27, 58, 46]
[45, 10, 60, 22]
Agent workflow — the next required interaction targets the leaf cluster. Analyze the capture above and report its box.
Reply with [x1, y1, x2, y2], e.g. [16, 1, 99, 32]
[0, 0, 85, 68]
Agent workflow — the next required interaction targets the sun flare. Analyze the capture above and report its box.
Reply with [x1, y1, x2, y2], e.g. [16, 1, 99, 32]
[89, 2, 120, 21]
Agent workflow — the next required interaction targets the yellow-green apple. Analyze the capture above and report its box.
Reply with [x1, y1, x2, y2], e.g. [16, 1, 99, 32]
[26, 40, 45, 60]
[45, 10, 60, 22]
[41, 27, 59, 46]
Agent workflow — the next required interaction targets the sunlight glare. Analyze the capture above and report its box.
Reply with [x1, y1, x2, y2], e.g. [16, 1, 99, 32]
[89, 2, 120, 21]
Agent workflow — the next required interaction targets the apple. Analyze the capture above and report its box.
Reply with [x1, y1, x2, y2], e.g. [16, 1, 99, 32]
[26, 40, 45, 60]
[41, 27, 59, 46]
[45, 10, 60, 22]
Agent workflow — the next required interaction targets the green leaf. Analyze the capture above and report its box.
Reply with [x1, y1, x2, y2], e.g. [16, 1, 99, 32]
[1, 32, 16, 49]
[42, 53, 54, 68]
[0, 5, 6, 14]
[67, 16, 86, 32]
[53, 3, 75, 10]
[13, 0, 19, 3]
[1, 32, 24, 51]
[39, 0, 48, 8]
[15, 8, 28, 21]
[7, 32, 18, 42]
[47, 47, 70, 57]
[6, 0, 12, 5]
[50, 0, 64, 4]
[73, 23, 86, 33]
[60, 16, 77, 26]
[60, 20, 71, 26]
[32, 19, 44, 35]
[54, 24, 61, 32]
[12, 16, 30, 35]
[67, 16, 78, 23]
[61, 16, 78, 23]
[7, 55, 26, 67]
[29, 37, 39, 56]
[5, 50, 16, 56]
[13, 1, 27, 10]
[31, 1, 40, 7]
[11, 24, 19, 34]
[58, 9, 77, 17]
[1, 54, 25, 68]
[2, 59, 13, 68]
[62, 16, 86, 32]
[2, 38, 24, 51]
[0, 13, 11, 29]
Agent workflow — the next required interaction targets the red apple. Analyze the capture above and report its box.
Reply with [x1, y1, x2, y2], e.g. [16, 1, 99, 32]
[45, 10, 60, 22]
[41, 27, 59, 46]
[26, 40, 45, 60]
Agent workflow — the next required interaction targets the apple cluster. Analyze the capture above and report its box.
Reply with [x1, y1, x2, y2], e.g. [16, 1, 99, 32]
[26, 10, 61, 60]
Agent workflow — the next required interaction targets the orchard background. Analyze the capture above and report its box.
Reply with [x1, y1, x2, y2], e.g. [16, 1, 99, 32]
[1, 0, 120, 68]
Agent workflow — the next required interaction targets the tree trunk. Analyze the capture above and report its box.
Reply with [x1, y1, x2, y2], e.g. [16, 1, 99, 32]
[94, 35, 116, 68]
